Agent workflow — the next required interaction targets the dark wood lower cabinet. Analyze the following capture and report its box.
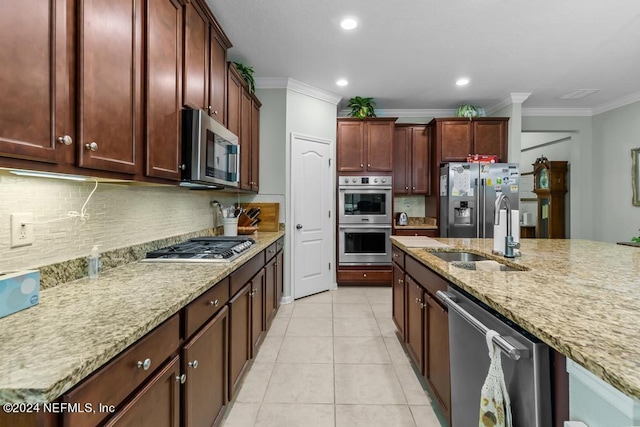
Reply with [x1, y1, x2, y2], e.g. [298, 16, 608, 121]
[250, 268, 266, 358]
[182, 306, 228, 427]
[275, 251, 284, 308]
[405, 276, 424, 372]
[425, 294, 451, 420]
[392, 263, 405, 339]
[228, 283, 251, 399]
[265, 256, 278, 328]
[104, 356, 181, 427]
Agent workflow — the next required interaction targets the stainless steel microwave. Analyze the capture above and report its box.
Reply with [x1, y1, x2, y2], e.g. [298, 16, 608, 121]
[181, 109, 239, 188]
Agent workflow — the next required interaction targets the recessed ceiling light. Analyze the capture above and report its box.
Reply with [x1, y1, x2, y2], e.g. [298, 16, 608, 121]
[336, 79, 349, 87]
[456, 78, 470, 86]
[340, 18, 358, 30]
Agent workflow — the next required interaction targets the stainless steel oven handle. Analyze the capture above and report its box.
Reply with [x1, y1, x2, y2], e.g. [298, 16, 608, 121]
[338, 225, 392, 230]
[436, 291, 528, 361]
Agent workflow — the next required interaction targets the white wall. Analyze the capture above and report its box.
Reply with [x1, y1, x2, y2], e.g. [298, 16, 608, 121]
[592, 101, 640, 242]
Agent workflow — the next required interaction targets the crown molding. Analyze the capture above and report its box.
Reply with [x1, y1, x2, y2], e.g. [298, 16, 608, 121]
[591, 90, 640, 116]
[485, 97, 512, 115]
[511, 92, 532, 104]
[255, 77, 342, 105]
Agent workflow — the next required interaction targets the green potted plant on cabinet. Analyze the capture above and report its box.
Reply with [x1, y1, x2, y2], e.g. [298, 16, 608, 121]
[233, 62, 255, 94]
[347, 96, 377, 118]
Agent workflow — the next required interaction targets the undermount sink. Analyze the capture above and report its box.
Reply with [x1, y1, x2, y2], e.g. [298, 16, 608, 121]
[430, 251, 527, 271]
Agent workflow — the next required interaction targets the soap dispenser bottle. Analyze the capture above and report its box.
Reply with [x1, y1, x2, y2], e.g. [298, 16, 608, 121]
[88, 245, 101, 279]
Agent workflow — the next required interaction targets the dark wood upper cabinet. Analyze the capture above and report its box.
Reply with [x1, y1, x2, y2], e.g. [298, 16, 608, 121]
[393, 125, 431, 195]
[226, 64, 242, 136]
[183, 0, 208, 110]
[145, 0, 183, 180]
[250, 95, 261, 192]
[77, 0, 141, 174]
[0, 0, 74, 164]
[240, 88, 252, 190]
[337, 118, 395, 173]
[432, 117, 509, 163]
[208, 27, 229, 124]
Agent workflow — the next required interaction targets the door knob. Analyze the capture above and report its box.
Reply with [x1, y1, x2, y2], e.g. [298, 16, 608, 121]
[296, 224, 303, 230]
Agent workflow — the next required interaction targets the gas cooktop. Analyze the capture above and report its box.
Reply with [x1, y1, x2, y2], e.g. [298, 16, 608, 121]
[142, 236, 255, 263]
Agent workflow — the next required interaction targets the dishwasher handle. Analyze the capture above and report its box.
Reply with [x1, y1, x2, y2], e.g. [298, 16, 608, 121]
[436, 291, 529, 361]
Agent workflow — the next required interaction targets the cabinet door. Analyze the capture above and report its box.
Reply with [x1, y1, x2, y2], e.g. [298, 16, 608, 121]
[78, 0, 141, 174]
[264, 257, 277, 328]
[337, 121, 364, 172]
[410, 126, 430, 194]
[473, 120, 508, 161]
[439, 120, 472, 162]
[392, 264, 405, 339]
[250, 98, 260, 192]
[250, 268, 265, 358]
[208, 28, 226, 124]
[239, 88, 252, 190]
[183, 306, 228, 427]
[104, 356, 180, 427]
[0, 0, 74, 163]
[405, 276, 424, 373]
[393, 127, 410, 194]
[227, 65, 242, 136]
[425, 294, 450, 420]
[145, 0, 182, 180]
[183, 0, 208, 110]
[228, 283, 251, 399]
[276, 251, 284, 308]
[366, 121, 394, 172]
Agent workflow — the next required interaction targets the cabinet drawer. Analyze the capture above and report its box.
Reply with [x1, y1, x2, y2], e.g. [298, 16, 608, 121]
[62, 314, 180, 427]
[184, 277, 230, 338]
[230, 251, 264, 296]
[405, 256, 449, 297]
[265, 242, 277, 261]
[276, 237, 284, 252]
[337, 269, 392, 283]
[392, 246, 405, 269]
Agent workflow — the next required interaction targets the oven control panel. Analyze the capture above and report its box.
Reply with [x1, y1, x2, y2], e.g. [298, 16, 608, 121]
[339, 176, 392, 187]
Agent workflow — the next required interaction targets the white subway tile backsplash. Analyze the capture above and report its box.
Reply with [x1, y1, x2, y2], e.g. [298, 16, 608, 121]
[0, 174, 229, 272]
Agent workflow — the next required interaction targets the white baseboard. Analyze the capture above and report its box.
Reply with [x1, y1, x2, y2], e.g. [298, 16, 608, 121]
[280, 295, 293, 305]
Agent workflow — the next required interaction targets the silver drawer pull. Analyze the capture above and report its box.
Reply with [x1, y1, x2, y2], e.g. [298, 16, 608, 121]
[57, 135, 72, 145]
[137, 358, 151, 370]
[209, 299, 219, 307]
[176, 374, 187, 384]
[85, 141, 98, 151]
[188, 360, 199, 369]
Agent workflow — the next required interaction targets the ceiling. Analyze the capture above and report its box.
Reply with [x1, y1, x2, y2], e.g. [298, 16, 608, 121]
[208, 0, 640, 114]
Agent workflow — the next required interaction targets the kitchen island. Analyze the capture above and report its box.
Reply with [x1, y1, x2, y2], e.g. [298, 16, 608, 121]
[391, 236, 640, 403]
[0, 231, 284, 419]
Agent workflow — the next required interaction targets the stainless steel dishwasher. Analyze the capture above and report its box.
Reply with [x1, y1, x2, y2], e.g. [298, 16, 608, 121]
[437, 287, 552, 427]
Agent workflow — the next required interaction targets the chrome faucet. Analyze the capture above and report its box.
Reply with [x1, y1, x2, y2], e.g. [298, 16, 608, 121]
[494, 194, 519, 258]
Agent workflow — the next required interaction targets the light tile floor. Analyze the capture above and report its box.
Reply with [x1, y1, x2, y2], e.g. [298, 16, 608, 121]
[221, 286, 445, 427]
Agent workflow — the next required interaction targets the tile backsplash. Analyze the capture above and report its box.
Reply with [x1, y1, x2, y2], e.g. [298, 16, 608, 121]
[394, 195, 426, 217]
[0, 174, 237, 272]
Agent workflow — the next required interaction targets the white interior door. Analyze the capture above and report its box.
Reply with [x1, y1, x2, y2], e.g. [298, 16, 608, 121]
[291, 133, 332, 299]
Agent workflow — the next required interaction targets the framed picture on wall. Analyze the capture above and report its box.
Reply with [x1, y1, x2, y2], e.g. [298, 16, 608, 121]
[632, 148, 640, 206]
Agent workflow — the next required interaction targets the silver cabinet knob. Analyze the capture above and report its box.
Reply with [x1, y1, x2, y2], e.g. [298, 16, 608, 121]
[209, 299, 219, 307]
[398, 279, 403, 284]
[420, 302, 426, 309]
[57, 135, 72, 145]
[137, 358, 151, 371]
[363, 273, 367, 278]
[214, 110, 218, 115]
[296, 224, 303, 230]
[180, 164, 186, 170]
[412, 187, 416, 190]
[85, 142, 98, 151]
[176, 374, 187, 384]
[208, 105, 212, 111]
[367, 164, 371, 167]
[405, 186, 409, 190]
[360, 164, 364, 168]
[188, 360, 199, 369]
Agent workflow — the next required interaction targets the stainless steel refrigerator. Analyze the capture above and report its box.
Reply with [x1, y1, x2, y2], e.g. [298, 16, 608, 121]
[440, 163, 520, 238]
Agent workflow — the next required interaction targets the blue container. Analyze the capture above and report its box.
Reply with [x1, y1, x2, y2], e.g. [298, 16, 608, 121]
[0, 270, 40, 318]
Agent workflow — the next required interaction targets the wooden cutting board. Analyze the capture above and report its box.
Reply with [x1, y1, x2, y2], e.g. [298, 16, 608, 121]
[241, 203, 280, 232]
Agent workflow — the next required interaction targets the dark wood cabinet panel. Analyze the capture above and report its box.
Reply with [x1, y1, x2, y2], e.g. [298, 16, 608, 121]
[474, 120, 508, 161]
[208, 29, 227, 124]
[250, 97, 261, 192]
[265, 256, 277, 328]
[145, 0, 182, 180]
[336, 268, 392, 284]
[275, 251, 284, 309]
[0, 0, 74, 164]
[393, 229, 439, 237]
[226, 64, 242, 137]
[392, 264, 405, 339]
[78, 0, 141, 174]
[425, 294, 450, 421]
[104, 356, 180, 427]
[439, 120, 472, 162]
[366, 120, 394, 172]
[183, 0, 208, 110]
[228, 283, 251, 399]
[239, 88, 252, 190]
[182, 306, 228, 427]
[337, 121, 365, 172]
[393, 125, 430, 195]
[393, 127, 410, 193]
[250, 268, 265, 358]
[433, 117, 509, 163]
[183, 277, 229, 338]
[405, 276, 424, 373]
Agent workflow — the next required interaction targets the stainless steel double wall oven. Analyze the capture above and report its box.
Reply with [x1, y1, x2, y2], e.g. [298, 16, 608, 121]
[338, 176, 393, 266]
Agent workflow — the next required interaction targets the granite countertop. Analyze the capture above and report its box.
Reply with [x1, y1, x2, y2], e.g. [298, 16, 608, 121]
[0, 231, 284, 404]
[393, 216, 438, 230]
[391, 237, 640, 401]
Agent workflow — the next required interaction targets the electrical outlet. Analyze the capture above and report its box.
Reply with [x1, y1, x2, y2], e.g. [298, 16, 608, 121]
[10, 213, 35, 248]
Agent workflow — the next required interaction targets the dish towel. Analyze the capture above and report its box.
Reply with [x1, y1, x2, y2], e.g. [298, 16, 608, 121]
[479, 330, 513, 427]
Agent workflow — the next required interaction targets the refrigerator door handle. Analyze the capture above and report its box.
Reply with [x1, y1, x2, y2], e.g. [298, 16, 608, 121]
[475, 178, 480, 237]
[482, 178, 487, 238]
